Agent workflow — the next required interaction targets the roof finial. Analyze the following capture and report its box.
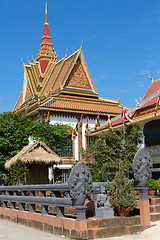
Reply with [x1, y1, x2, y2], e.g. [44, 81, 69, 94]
[21, 58, 25, 66]
[135, 98, 139, 106]
[148, 73, 154, 83]
[45, 2, 48, 24]
[65, 49, 68, 57]
[32, 55, 35, 63]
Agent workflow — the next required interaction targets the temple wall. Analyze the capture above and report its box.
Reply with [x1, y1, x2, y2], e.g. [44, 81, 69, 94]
[49, 115, 107, 159]
[49, 115, 79, 160]
[81, 118, 106, 149]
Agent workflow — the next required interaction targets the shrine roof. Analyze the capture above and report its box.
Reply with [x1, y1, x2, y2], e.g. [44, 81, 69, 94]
[91, 80, 160, 135]
[50, 50, 79, 93]
[142, 78, 160, 100]
[13, 4, 123, 117]
[41, 97, 122, 114]
[137, 95, 157, 110]
[14, 92, 23, 112]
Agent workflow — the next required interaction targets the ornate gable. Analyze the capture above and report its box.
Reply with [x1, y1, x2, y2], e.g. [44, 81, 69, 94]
[65, 57, 92, 90]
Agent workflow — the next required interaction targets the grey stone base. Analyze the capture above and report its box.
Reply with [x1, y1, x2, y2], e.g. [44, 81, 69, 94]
[96, 207, 114, 218]
[137, 187, 149, 200]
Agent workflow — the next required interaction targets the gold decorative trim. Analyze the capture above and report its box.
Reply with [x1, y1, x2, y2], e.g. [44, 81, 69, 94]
[80, 49, 97, 93]
[40, 42, 53, 47]
[40, 61, 56, 97]
[42, 35, 51, 40]
[49, 54, 67, 95]
[28, 69, 38, 95]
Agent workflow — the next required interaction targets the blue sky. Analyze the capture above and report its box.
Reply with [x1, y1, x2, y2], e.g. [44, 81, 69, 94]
[1, 0, 160, 113]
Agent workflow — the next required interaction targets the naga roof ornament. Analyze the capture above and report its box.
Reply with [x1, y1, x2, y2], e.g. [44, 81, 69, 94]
[35, 2, 58, 74]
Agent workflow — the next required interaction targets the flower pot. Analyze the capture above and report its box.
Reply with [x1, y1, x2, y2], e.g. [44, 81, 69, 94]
[148, 189, 156, 195]
[60, 192, 65, 198]
[117, 207, 130, 217]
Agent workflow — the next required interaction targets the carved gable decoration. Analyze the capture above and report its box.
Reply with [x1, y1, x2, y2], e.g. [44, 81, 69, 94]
[65, 57, 92, 90]
[25, 81, 33, 102]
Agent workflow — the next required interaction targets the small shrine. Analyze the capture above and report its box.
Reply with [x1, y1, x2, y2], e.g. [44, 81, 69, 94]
[5, 140, 61, 184]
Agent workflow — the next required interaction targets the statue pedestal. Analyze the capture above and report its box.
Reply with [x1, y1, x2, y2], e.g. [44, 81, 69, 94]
[137, 187, 149, 200]
[96, 207, 114, 218]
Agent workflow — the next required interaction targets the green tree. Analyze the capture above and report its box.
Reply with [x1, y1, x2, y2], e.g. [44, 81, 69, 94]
[0, 112, 72, 176]
[82, 124, 142, 182]
[0, 112, 34, 173]
[6, 159, 30, 185]
[30, 118, 72, 157]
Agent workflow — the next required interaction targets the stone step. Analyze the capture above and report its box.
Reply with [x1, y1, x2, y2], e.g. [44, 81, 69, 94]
[149, 197, 160, 206]
[88, 225, 149, 239]
[150, 213, 160, 222]
[150, 205, 160, 213]
[87, 216, 141, 229]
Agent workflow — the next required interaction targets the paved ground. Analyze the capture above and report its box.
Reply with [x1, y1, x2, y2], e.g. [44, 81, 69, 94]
[0, 219, 160, 240]
[0, 219, 69, 240]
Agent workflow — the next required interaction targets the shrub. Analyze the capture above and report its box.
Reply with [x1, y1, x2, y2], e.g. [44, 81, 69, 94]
[107, 166, 137, 212]
[146, 179, 157, 189]
[6, 159, 29, 185]
[156, 178, 160, 191]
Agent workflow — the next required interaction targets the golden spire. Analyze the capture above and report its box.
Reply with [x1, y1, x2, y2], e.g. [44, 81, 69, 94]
[35, 3, 58, 73]
[45, 2, 48, 25]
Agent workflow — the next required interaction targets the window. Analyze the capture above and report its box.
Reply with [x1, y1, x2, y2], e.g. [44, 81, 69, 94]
[55, 136, 73, 157]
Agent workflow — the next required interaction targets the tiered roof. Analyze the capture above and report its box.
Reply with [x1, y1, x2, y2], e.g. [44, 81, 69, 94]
[14, 5, 122, 118]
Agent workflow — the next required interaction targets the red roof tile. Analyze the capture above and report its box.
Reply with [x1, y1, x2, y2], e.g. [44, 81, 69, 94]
[138, 95, 157, 109]
[143, 79, 160, 100]
[44, 98, 122, 114]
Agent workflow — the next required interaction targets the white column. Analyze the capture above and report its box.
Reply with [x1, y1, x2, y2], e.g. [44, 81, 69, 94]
[48, 166, 53, 183]
[82, 119, 86, 150]
[75, 135, 79, 160]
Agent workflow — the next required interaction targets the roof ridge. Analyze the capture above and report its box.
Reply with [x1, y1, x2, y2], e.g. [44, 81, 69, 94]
[142, 78, 160, 101]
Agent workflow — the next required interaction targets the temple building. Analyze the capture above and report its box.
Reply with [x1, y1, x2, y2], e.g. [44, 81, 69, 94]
[13, 5, 122, 182]
[91, 77, 160, 178]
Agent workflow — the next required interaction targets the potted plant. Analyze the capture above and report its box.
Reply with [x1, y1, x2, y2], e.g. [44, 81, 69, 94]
[107, 167, 137, 217]
[146, 179, 157, 195]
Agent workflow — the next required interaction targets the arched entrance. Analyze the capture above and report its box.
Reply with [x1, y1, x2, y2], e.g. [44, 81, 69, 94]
[143, 119, 160, 178]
